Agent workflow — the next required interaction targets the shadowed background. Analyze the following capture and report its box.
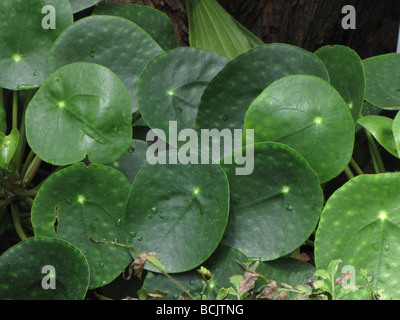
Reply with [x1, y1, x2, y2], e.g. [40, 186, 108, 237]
[100, 0, 399, 58]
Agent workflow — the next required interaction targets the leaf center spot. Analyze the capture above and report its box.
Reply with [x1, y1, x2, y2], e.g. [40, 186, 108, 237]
[12, 54, 22, 62]
[77, 195, 86, 205]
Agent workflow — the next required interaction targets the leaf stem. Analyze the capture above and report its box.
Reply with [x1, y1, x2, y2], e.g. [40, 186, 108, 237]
[344, 166, 355, 180]
[350, 158, 364, 176]
[365, 130, 385, 174]
[12, 91, 18, 130]
[20, 150, 35, 179]
[22, 156, 42, 187]
[11, 202, 27, 241]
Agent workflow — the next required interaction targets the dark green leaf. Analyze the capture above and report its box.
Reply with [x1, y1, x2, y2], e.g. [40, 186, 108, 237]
[137, 47, 229, 147]
[124, 150, 230, 273]
[0, 237, 89, 300]
[31, 163, 132, 289]
[196, 43, 329, 133]
[0, 0, 73, 90]
[221, 143, 323, 261]
[93, 3, 177, 50]
[315, 45, 366, 125]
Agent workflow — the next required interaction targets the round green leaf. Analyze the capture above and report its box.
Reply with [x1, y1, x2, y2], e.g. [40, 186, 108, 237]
[49, 15, 163, 112]
[25, 62, 132, 166]
[0, 237, 89, 300]
[363, 53, 400, 109]
[69, 0, 101, 13]
[143, 245, 249, 300]
[137, 47, 229, 147]
[93, 3, 178, 51]
[124, 150, 230, 273]
[315, 173, 400, 299]
[31, 163, 132, 289]
[0, 0, 73, 90]
[244, 75, 355, 184]
[315, 45, 366, 125]
[220, 142, 323, 261]
[108, 139, 153, 183]
[358, 115, 398, 158]
[196, 43, 329, 132]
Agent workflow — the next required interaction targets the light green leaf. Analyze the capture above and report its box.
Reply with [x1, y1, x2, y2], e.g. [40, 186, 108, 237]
[0, 129, 19, 171]
[187, 0, 263, 59]
[363, 53, 400, 109]
[25, 62, 132, 166]
[244, 75, 355, 183]
[315, 173, 400, 299]
[358, 115, 398, 158]
[49, 15, 163, 112]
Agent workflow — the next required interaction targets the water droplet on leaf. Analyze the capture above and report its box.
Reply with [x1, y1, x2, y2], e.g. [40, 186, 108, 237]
[151, 207, 158, 214]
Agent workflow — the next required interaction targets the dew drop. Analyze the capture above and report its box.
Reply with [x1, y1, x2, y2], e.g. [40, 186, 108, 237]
[148, 214, 153, 219]
[116, 219, 121, 226]
[73, 84, 78, 89]
[385, 263, 391, 270]
[286, 205, 294, 212]
[151, 207, 158, 214]
[113, 127, 119, 133]
[137, 236, 143, 242]
[371, 243, 379, 251]
[33, 71, 38, 77]
[100, 262, 104, 268]
[89, 50, 96, 58]
[384, 244, 390, 252]
[223, 115, 229, 122]
[130, 231, 137, 238]
[128, 147, 135, 153]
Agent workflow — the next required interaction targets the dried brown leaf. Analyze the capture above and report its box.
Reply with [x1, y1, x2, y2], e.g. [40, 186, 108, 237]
[238, 271, 259, 296]
[124, 252, 157, 280]
[335, 271, 352, 285]
[259, 280, 278, 300]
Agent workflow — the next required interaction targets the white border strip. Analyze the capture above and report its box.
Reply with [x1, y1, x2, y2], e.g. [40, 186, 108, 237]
[397, 21, 400, 53]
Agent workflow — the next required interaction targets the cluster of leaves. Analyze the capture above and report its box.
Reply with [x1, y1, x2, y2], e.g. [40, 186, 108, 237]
[0, 0, 399, 300]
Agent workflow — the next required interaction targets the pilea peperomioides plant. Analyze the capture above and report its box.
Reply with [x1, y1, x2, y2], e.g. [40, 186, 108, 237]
[0, 0, 399, 300]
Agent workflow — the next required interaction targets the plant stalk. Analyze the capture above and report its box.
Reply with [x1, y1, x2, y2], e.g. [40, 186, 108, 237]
[365, 130, 385, 174]
[350, 158, 364, 176]
[12, 91, 18, 130]
[11, 202, 27, 241]
[22, 156, 42, 187]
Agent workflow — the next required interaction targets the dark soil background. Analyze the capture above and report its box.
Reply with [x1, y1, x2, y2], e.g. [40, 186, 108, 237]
[100, 0, 399, 59]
